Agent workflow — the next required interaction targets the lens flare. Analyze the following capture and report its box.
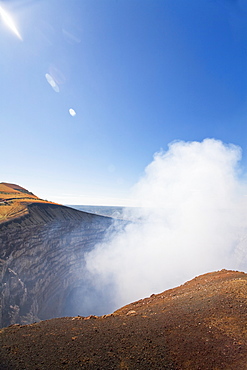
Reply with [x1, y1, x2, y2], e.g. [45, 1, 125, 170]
[0, 5, 22, 40]
[69, 108, 76, 117]
[45, 73, 60, 93]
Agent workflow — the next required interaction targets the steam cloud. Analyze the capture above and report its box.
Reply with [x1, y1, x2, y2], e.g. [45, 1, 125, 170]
[85, 139, 247, 312]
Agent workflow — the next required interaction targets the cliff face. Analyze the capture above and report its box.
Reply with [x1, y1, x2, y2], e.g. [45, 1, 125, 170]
[0, 203, 113, 328]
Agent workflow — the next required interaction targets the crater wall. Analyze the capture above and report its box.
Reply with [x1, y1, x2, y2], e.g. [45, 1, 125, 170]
[0, 203, 113, 328]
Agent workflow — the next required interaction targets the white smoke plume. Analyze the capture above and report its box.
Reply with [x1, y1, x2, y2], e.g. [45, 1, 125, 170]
[85, 139, 247, 311]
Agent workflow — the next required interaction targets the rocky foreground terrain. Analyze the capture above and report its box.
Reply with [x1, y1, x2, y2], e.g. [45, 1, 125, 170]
[0, 270, 246, 369]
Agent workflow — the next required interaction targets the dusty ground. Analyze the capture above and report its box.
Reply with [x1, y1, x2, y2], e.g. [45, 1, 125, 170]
[0, 270, 246, 369]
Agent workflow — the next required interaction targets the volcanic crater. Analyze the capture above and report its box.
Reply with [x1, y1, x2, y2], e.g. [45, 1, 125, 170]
[0, 183, 247, 369]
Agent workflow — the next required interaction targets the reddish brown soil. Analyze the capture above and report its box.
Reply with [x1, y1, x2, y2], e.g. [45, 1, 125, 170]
[0, 270, 246, 369]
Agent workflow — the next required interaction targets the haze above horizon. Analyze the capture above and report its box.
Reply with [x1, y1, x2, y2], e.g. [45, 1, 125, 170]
[1, 0, 247, 206]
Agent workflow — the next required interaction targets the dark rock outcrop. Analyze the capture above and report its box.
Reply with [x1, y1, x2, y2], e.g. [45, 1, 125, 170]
[0, 203, 113, 328]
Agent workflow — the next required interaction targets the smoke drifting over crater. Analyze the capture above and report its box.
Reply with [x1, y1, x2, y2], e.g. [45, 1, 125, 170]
[85, 139, 247, 311]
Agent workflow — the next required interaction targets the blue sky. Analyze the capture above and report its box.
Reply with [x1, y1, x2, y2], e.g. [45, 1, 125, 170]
[1, 0, 247, 205]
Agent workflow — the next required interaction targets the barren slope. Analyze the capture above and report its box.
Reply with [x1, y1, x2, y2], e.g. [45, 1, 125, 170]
[0, 202, 113, 328]
[0, 182, 57, 223]
[0, 270, 246, 369]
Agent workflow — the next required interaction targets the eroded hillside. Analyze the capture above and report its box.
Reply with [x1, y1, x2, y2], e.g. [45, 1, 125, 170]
[0, 184, 114, 327]
[0, 182, 57, 223]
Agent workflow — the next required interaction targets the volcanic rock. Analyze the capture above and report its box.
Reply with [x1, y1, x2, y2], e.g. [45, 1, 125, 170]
[0, 270, 246, 369]
[0, 184, 113, 328]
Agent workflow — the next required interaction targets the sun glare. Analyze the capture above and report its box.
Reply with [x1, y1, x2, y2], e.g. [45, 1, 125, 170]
[69, 108, 76, 117]
[0, 5, 22, 40]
